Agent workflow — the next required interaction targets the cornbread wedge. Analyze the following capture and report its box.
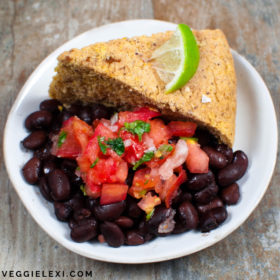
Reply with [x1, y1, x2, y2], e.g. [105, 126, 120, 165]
[49, 29, 236, 147]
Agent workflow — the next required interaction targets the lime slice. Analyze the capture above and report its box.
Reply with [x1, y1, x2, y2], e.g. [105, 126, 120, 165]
[150, 24, 200, 94]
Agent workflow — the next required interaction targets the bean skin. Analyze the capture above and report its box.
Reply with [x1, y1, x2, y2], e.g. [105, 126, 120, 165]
[203, 146, 227, 169]
[48, 169, 71, 201]
[78, 106, 93, 125]
[25, 110, 53, 131]
[177, 201, 199, 230]
[93, 201, 126, 221]
[70, 217, 98, 242]
[22, 157, 41, 184]
[40, 99, 61, 113]
[197, 198, 224, 214]
[42, 160, 56, 176]
[216, 144, 233, 164]
[100, 221, 125, 247]
[193, 182, 218, 204]
[73, 208, 91, 221]
[22, 131, 47, 150]
[54, 202, 72, 221]
[38, 176, 53, 201]
[185, 170, 215, 192]
[91, 104, 110, 120]
[218, 151, 248, 187]
[126, 230, 145, 246]
[67, 192, 85, 211]
[115, 216, 134, 228]
[220, 183, 240, 205]
[212, 207, 228, 224]
[125, 196, 143, 218]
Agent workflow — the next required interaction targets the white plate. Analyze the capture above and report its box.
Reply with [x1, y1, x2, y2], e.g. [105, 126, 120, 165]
[3, 20, 278, 263]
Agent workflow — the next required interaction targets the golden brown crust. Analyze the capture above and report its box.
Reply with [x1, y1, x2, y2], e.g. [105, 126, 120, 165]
[49, 29, 236, 147]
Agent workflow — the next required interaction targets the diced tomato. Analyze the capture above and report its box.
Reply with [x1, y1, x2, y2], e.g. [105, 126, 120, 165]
[93, 121, 117, 139]
[186, 139, 209, 173]
[84, 136, 99, 164]
[51, 116, 93, 159]
[76, 154, 91, 173]
[118, 107, 160, 125]
[85, 183, 101, 199]
[167, 121, 197, 137]
[137, 192, 161, 214]
[119, 130, 145, 164]
[129, 168, 161, 199]
[100, 184, 128, 205]
[147, 119, 171, 147]
[164, 167, 187, 208]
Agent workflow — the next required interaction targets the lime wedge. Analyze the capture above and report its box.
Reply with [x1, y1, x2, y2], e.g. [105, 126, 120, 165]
[150, 24, 200, 94]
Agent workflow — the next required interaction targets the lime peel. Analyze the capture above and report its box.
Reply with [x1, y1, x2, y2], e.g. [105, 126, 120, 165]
[150, 24, 200, 94]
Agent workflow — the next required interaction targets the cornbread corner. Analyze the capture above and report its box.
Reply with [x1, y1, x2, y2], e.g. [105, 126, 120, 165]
[49, 29, 236, 147]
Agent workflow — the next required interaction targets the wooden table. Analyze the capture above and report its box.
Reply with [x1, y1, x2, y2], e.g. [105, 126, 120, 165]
[1, 1, 279, 279]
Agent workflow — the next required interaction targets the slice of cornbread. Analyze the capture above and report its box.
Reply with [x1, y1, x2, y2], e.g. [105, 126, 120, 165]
[49, 30, 236, 147]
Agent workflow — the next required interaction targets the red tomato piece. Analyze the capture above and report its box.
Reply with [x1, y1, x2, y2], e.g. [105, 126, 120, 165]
[85, 183, 101, 199]
[147, 119, 171, 147]
[186, 140, 209, 173]
[118, 107, 160, 125]
[164, 167, 187, 208]
[51, 116, 93, 159]
[129, 168, 161, 199]
[93, 121, 117, 139]
[137, 192, 161, 214]
[100, 184, 128, 205]
[167, 121, 197, 137]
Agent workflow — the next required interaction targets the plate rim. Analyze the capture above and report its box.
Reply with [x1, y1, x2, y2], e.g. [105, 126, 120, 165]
[3, 19, 278, 263]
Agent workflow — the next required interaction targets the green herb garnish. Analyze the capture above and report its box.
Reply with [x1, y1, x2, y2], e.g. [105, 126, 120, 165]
[146, 208, 155, 221]
[133, 151, 154, 170]
[106, 137, 125, 156]
[158, 144, 173, 152]
[98, 136, 107, 154]
[80, 185, 87, 196]
[57, 131, 67, 148]
[124, 120, 150, 141]
[180, 137, 198, 142]
[139, 189, 147, 196]
[90, 157, 99, 168]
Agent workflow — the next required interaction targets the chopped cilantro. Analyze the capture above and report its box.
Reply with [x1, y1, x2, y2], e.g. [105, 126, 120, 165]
[124, 120, 150, 141]
[146, 208, 155, 221]
[133, 151, 154, 170]
[144, 180, 149, 185]
[76, 166, 80, 171]
[97, 136, 107, 154]
[58, 131, 67, 148]
[158, 144, 173, 152]
[90, 157, 99, 168]
[106, 137, 125, 156]
[139, 189, 147, 196]
[80, 185, 87, 196]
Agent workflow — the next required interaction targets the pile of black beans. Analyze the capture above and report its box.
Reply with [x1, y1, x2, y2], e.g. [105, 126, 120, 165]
[21, 99, 248, 247]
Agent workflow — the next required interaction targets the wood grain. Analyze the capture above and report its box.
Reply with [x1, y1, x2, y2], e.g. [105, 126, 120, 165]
[0, 0, 279, 279]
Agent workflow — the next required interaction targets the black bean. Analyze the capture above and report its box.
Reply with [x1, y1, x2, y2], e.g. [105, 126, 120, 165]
[68, 103, 83, 116]
[193, 182, 218, 204]
[125, 168, 134, 187]
[22, 131, 47, 150]
[146, 205, 176, 236]
[38, 176, 53, 202]
[126, 230, 145, 246]
[100, 221, 125, 247]
[185, 170, 215, 192]
[40, 99, 61, 113]
[60, 159, 77, 173]
[91, 104, 110, 120]
[85, 197, 98, 212]
[78, 106, 93, 125]
[25, 110, 53, 131]
[70, 217, 98, 242]
[48, 169, 71, 201]
[203, 146, 227, 169]
[126, 196, 143, 218]
[67, 192, 85, 211]
[34, 141, 54, 161]
[197, 197, 224, 214]
[216, 144, 233, 164]
[199, 211, 219, 232]
[195, 129, 217, 147]
[93, 201, 126, 221]
[54, 201, 72, 221]
[73, 208, 91, 221]
[22, 157, 41, 184]
[115, 216, 134, 228]
[177, 201, 199, 230]
[59, 110, 72, 124]
[42, 160, 56, 176]
[171, 189, 192, 207]
[217, 151, 248, 187]
[212, 207, 228, 224]
[172, 222, 188, 234]
[220, 183, 240, 205]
